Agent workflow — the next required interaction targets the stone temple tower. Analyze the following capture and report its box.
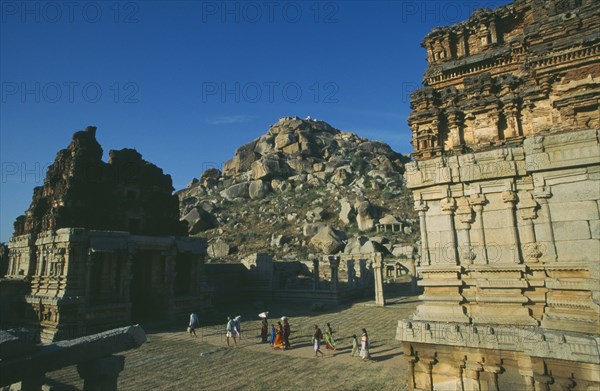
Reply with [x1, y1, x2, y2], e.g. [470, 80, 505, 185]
[397, 0, 600, 389]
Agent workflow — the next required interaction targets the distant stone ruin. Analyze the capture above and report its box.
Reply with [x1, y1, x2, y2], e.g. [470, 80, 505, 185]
[3, 127, 211, 342]
[397, 0, 600, 390]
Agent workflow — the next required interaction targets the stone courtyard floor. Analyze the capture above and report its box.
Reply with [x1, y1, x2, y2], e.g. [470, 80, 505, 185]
[46, 296, 419, 391]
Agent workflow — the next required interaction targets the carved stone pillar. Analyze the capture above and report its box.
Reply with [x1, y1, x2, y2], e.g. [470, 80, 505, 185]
[373, 255, 385, 307]
[447, 108, 465, 152]
[77, 355, 125, 391]
[415, 199, 431, 265]
[469, 193, 488, 264]
[312, 258, 319, 290]
[518, 192, 542, 263]
[502, 97, 522, 140]
[163, 249, 177, 322]
[440, 195, 458, 265]
[533, 187, 557, 262]
[456, 197, 475, 264]
[84, 250, 94, 307]
[482, 365, 502, 391]
[329, 256, 340, 292]
[502, 189, 522, 263]
[421, 356, 437, 391]
[404, 355, 418, 391]
[463, 362, 483, 391]
[533, 374, 552, 391]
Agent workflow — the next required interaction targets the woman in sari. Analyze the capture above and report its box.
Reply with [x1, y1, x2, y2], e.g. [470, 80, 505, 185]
[272, 321, 285, 349]
[269, 324, 276, 346]
[360, 328, 370, 361]
[324, 322, 336, 350]
[261, 318, 269, 343]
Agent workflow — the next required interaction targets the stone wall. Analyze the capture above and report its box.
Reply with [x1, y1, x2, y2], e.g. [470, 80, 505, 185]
[397, 0, 600, 389]
[5, 228, 210, 342]
[399, 130, 599, 390]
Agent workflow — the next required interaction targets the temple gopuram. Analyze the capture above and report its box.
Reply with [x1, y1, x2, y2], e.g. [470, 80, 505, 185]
[397, 0, 600, 390]
[3, 127, 211, 342]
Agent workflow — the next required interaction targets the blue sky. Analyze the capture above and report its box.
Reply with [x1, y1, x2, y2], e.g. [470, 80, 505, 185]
[0, 0, 510, 242]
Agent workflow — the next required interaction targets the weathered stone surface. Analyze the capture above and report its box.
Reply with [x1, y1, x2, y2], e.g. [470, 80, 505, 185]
[398, 0, 600, 389]
[331, 168, 351, 185]
[355, 200, 375, 231]
[0, 325, 146, 387]
[181, 207, 217, 234]
[303, 223, 326, 237]
[12, 126, 186, 238]
[309, 226, 344, 254]
[338, 198, 355, 225]
[251, 158, 287, 180]
[220, 182, 250, 200]
[248, 180, 270, 200]
[207, 238, 231, 258]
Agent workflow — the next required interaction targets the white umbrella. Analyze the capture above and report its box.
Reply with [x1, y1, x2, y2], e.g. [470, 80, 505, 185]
[258, 311, 269, 319]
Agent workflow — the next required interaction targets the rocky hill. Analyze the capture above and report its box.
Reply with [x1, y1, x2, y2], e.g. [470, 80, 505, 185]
[176, 117, 418, 261]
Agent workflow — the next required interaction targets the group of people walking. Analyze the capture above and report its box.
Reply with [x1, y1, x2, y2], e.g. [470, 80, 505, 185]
[189, 312, 370, 361]
[313, 324, 370, 360]
[261, 316, 291, 350]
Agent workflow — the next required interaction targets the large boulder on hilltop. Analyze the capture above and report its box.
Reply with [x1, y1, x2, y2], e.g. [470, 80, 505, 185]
[339, 198, 355, 225]
[310, 226, 344, 254]
[303, 223, 326, 237]
[355, 199, 376, 231]
[287, 158, 313, 174]
[275, 131, 296, 150]
[251, 158, 287, 180]
[360, 240, 389, 254]
[344, 236, 369, 254]
[331, 168, 351, 185]
[181, 206, 217, 234]
[220, 182, 250, 200]
[223, 141, 260, 176]
[249, 180, 270, 199]
[254, 135, 274, 155]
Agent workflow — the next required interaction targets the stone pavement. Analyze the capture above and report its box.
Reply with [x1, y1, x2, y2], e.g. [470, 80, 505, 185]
[45, 297, 419, 390]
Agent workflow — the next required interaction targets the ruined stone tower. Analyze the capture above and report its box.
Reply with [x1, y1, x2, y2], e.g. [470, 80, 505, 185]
[4, 127, 212, 342]
[397, 0, 600, 389]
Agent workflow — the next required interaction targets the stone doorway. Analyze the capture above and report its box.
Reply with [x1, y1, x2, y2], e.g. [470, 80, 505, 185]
[130, 250, 166, 322]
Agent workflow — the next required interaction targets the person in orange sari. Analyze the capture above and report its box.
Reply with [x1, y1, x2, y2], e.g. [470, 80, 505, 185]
[272, 321, 285, 349]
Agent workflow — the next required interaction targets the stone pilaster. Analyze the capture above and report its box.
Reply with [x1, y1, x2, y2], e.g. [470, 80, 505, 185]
[415, 199, 430, 266]
[373, 254, 385, 307]
[329, 256, 340, 291]
[312, 258, 319, 290]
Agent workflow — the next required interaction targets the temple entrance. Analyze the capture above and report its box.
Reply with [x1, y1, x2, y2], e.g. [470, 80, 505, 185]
[130, 250, 167, 322]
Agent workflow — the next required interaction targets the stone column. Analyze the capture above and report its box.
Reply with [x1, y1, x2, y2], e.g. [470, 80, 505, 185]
[162, 249, 177, 323]
[518, 192, 542, 263]
[470, 193, 488, 264]
[77, 355, 125, 391]
[440, 195, 458, 265]
[373, 255, 385, 307]
[456, 197, 475, 265]
[312, 258, 319, 290]
[84, 250, 94, 307]
[329, 256, 340, 292]
[502, 189, 522, 263]
[483, 365, 502, 391]
[404, 355, 418, 391]
[533, 187, 557, 262]
[533, 375, 552, 391]
[421, 356, 437, 391]
[415, 199, 430, 265]
[463, 362, 483, 391]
